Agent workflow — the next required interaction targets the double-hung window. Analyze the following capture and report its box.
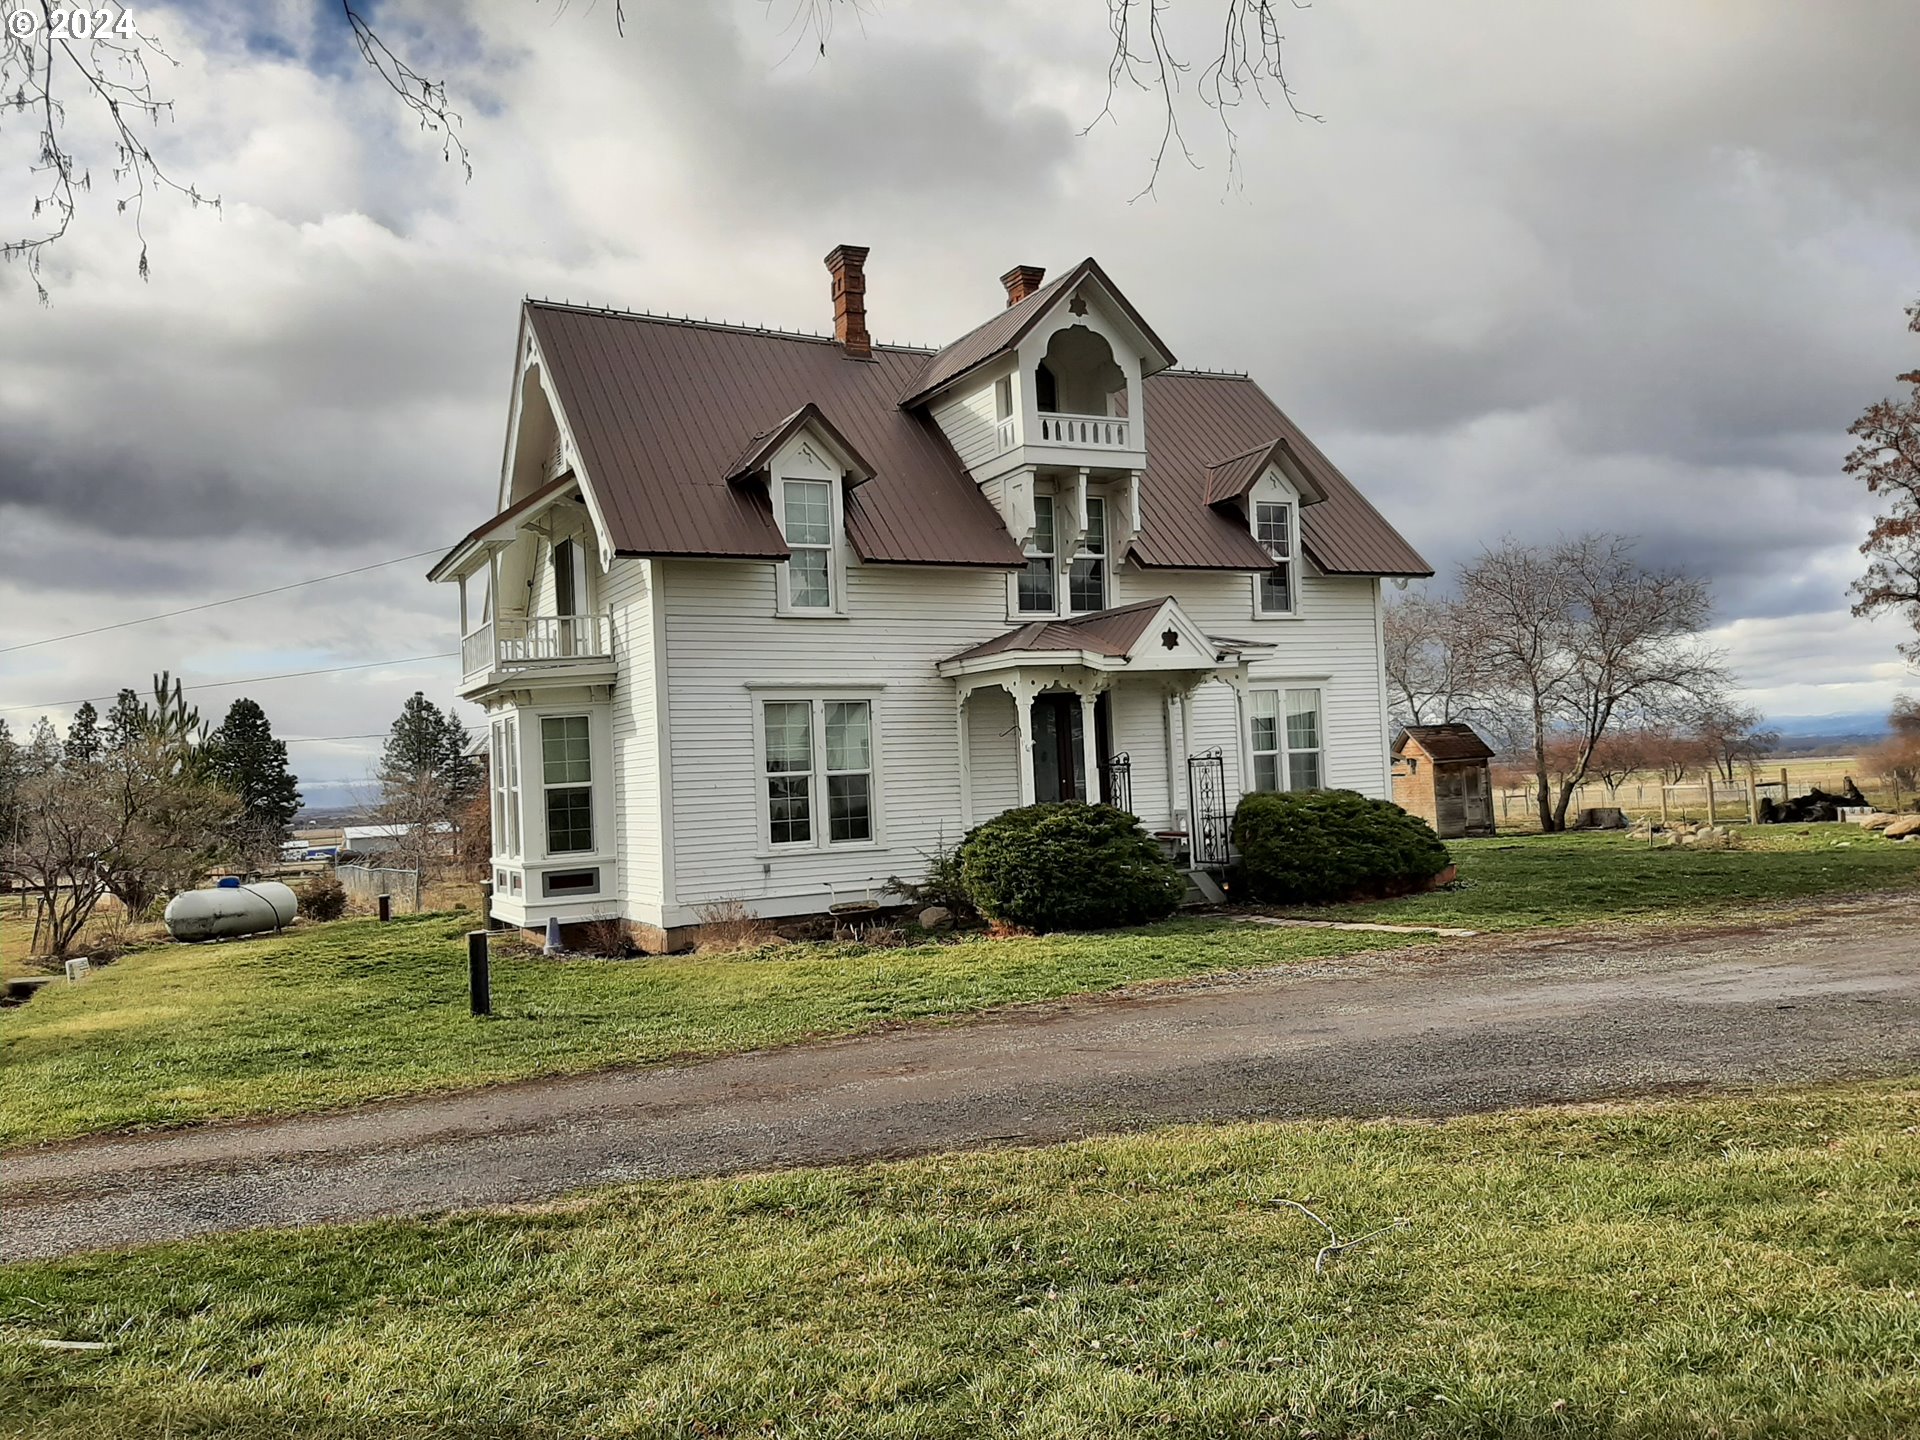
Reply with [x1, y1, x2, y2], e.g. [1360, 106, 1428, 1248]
[492, 716, 521, 859]
[1249, 688, 1323, 792]
[781, 478, 835, 611]
[1069, 496, 1107, 613]
[761, 697, 875, 848]
[1019, 494, 1057, 614]
[1255, 500, 1295, 615]
[541, 715, 594, 854]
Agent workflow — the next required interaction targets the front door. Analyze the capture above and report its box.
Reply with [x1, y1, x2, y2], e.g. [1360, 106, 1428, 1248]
[1032, 694, 1117, 803]
[1032, 694, 1085, 803]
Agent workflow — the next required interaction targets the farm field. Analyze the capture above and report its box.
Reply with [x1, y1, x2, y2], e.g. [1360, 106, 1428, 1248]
[1492, 753, 1902, 829]
[4, 1079, 1916, 1438]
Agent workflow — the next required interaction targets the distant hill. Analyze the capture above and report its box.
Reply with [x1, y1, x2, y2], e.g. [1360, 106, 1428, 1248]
[1763, 711, 1891, 757]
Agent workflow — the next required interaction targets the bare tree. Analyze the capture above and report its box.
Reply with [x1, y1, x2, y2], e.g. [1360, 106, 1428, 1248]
[1691, 695, 1778, 783]
[1845, 299, 1920, 660]
[1383, 590, 1485, 727]
[1462, 536, 1723, 832]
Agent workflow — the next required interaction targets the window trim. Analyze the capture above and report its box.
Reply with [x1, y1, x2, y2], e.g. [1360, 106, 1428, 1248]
[751, 691, 885, 854]
[777, 475, 842, 617]
[1247, 685, 1325, 793]
[1068, 495, 1108, 614]
[539, 713, 595, 857]
[1018, 493, 1058, 616]
[1253, 498, 1297, 618]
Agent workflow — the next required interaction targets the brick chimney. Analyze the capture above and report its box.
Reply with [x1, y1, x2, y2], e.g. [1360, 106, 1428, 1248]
[1000, 264, 1046, 308]
[825, 244, 872, 359]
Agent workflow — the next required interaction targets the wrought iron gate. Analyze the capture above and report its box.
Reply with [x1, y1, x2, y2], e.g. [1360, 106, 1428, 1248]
[1100, 752, 1132, 814]
[1186, 748, 1230, 867]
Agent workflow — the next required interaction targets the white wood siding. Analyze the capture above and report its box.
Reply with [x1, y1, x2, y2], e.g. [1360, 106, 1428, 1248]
[658, 555, 1009, 924]
[1111, 560, 1389, 797]
[606, 556, 665, 920]
[931, 383, 1001, 472]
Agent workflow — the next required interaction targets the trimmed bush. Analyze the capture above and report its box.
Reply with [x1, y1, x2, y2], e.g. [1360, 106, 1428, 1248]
[958, 802, 1186, 932]
[1232, 789, 1452, 905]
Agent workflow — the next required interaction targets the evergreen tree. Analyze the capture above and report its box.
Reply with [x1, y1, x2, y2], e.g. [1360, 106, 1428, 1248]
[379, 692, 479, 804]
[0, 719, 21, 841]
[103, 687, 144, 757]
[64, 701, 102, 768]
[23, 717, 61, 775]
[207, 697, 302, 861]
[375, 692, 479, 869]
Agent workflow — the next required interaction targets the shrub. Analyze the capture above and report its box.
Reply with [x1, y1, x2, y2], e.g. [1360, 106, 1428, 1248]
[886, 839, 977, 924]
[958, 802, 1185, 932]
[298, 873, 349, 922]
[695, 897, 774, 954]
[1232, 789, 1451, 905]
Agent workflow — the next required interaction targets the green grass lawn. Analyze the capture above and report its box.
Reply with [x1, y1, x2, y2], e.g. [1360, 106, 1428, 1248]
[1297, 826, 1920, 931]
[0, 913, 1418, 1149]
[5, 1080, 1917, 1438]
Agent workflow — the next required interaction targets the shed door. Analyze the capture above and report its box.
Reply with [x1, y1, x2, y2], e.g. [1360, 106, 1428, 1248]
[1436, 768, 1469, 833]
[1462, 766, 1490, 827]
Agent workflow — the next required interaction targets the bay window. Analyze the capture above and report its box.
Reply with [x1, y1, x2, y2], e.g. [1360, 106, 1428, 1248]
[1249, 687, 1323, 792]
[541, 715, 594, 854]
[761, 696, 876, 848]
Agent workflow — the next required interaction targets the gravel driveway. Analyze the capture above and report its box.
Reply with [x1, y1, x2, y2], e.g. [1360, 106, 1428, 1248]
[7, 895, 1919, 1262]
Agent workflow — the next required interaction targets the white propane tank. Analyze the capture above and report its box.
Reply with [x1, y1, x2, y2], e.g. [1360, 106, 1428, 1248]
[164, 881, 299, 942]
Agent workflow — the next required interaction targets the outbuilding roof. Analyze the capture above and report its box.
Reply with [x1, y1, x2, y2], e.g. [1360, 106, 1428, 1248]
[1394, 723, 1497, 762]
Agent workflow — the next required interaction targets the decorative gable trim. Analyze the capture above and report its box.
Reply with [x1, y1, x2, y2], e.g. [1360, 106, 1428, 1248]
[1203, 438, 1328, 509]
[898, 257, 1178, 409]
[725, 402, 878, 490]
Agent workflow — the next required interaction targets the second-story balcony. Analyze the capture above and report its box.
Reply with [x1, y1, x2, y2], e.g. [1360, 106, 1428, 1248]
[1033, 411, 1130, 449]
[461, 613, 613, 690]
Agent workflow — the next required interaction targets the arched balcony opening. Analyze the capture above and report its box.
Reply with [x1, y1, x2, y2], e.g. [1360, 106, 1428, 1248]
[1032, 326, 1132, 449]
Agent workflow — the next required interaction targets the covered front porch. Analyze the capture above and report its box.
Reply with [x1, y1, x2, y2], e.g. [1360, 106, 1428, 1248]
[940, 598, 1265, 868]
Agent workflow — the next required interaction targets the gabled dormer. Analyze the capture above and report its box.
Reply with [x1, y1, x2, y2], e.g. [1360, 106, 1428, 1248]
[1202, 438, 1330, 620]
[725, 403, 876, 618]
[904, 257, 1175, 484]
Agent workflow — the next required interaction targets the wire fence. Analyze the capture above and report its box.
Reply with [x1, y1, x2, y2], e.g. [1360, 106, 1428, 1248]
[1496, 760, 1901, 829]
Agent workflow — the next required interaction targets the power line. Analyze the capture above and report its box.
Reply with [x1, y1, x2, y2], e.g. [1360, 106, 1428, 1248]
[0, 546, 454, 656]
[0, 653, 459, 717]
[282, 733, 389, 745]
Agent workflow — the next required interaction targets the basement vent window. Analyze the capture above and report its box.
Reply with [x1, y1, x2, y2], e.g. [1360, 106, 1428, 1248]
[542, 868, 600, 897]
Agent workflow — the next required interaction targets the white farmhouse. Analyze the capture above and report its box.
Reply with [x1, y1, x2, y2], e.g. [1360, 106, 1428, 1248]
[431, 249, 1431, 949]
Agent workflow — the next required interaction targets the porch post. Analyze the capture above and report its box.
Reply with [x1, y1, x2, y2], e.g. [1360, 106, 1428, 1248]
[1077, 684, 1101, 807]
[1224, 670, 1252, 799]
[1013, 678, 1038, 807]
[955, 686, 974, 830]
[1178, 687, 1198, 834]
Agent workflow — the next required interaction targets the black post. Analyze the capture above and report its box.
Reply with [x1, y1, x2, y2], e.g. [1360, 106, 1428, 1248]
[468, 930, 491, 1016]
[377, 893, 392, 923]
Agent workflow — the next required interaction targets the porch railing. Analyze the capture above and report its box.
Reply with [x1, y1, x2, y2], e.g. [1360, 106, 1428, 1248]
[1034, 412, 1130, 449]
[1187, 749, 1230, 867]
[1100, 752, 1133, 815]
[462, 614, 612, 680]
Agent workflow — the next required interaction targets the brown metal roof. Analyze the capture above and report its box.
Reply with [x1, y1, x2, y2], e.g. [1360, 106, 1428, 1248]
[942, 597, 1170, 664]
[1132, 371, 1433, 577]
[515, 286, 1428, 579]
[427, 472, 577, 581]
[528, 305, 1025, 567]
[1395, 723, 1495, 761]
[897, 257, 1179, 408]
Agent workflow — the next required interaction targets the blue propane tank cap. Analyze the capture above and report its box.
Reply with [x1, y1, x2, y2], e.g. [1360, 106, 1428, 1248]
[216, 876, 242, 889]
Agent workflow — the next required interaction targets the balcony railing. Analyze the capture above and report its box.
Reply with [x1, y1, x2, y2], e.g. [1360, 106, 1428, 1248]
[1034, 412, 1131, 449]
[462, 613, 612, 680]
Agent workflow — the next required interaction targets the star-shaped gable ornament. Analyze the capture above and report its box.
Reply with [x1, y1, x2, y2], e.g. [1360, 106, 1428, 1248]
[1067, 293, 1089, 316]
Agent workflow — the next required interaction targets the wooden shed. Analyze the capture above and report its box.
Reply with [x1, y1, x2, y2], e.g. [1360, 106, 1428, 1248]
[1392, 723, 1496, 839]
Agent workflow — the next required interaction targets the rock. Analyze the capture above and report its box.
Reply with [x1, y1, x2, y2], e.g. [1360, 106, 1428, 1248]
[1859, 813, 1897, 831]
[918, 906, 952, 929]
[1883, 815, 1920, 839]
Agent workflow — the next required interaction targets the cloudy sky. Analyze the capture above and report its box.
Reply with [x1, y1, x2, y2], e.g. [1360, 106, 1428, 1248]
[3, 0, 1917, 805]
